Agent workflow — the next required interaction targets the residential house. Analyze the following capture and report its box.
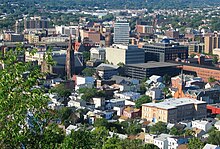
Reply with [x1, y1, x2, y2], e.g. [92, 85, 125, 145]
[122, 106, 141, 119]
[154, 134, 173, 149]
[68, 99, 86, 108]
[146, 87, 162, 100]
[113, 106, 124, 116]
[167, 136, 190, 149]
[149, 75, 163, 83]
[93, 109, 115, 120]
[47, 93, 64, 110]
[93, 97, 105, 109]
[192, 128, 206, 138]
[191, 120, 213, 132]
[114, 91, 141, 101]
[105, 99, 125, 109]
[75, 76, 95, 90]
[145, 133, 157, 144]
[185, 88, 220, 104]
[205, 82, 220, 89]
[110, 75, 140, 92]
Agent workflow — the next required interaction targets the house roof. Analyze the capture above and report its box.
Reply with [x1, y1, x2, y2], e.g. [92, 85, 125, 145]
[124, 106, 140, 113]
[142, 98, 206, 110]
[203, 144, 220, 149]
[192, 128, 205, 134]
[178, 144, 188, 149]
[125, 62, 180, 69]
[96, 63, 119, 71]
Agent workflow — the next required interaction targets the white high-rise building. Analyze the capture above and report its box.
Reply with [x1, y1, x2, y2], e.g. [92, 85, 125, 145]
[114, 23, 130, 44]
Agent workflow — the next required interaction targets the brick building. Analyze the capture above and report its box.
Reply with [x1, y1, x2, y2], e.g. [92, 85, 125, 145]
[179, 63, 220, 82]
[165, 30, 179, 39]
[83, 30, 100, 45]
[142, 98, 207, 123]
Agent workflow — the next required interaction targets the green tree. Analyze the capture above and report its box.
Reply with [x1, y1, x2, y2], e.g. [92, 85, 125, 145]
[61, 128, 95, 148]
[92, 127, 109, 149]
[0, 47, 64, 148]
[82, 51, 90, 62]
[188, 137, 204, 149]
[56, 107, 72, 124]
[94, 118, 109, 128]
[213, 56, 219, 64]
[78, 88, 105, 102]
[216, 114, 220, 120]
[50, 83, 72, 98]
[82, 67, 96, 76]
[208, 76, 216, 83]
[170, 127, 180, 136]
[144, 144, 160, 149]
[117, 62, 125, 67]
[207, 129, 220, 145]
[102, 135, 121, 149]
[184, 129, 195, 136]
[121, 120, 142, 135]
[135, 95, 151, 109]
[163, 87, 172, 98]
[163, 74, 171, 85]
[149, 121, 168, 135]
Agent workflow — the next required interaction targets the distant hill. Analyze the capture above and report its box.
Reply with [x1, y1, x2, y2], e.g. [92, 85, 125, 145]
[38, 0, 220, 9]
[147, 0, 220, 9]
[3, 0, 220, 9]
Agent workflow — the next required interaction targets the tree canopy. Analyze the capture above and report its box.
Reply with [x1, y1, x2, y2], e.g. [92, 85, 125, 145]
[135, 95, 151, 109]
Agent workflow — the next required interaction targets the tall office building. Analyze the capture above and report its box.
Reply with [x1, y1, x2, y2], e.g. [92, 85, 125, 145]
[106, 44, 145, 65]
[143, 39, 188, 62]
[24, 16, 49, 30]
[204, 33, 220, 54]
[113, 22, 130, 44]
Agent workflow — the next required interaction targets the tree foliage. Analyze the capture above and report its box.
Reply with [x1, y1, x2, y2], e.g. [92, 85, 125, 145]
[208, 76, 216, 83]
[82, 67, 96, 76]
[188, 137, 204, 149]
[207, 129, 220, 146]
[78, 87, 105, 102]
[149, 121, 168, 135]
[50, 83, 72, 98]
[135, 95, 151, 109]
[0, 47, 64, 148]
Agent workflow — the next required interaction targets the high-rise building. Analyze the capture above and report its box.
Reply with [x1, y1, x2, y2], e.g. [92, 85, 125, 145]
[204, 33, 220, 54]
[105, 44, 145, 65]
[143, 39, 188, 62]
[113, 22, 130, 44]
[136, 25, 154, 34]
[165, 30, 179, 39]
[24, 16, 49, 30]
[65, 36, 75, 80]
[55, 25, 77, 36]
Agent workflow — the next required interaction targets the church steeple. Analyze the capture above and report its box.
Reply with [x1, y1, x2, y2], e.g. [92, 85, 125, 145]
[65, 35, 75, 80]
[77, 25, 81, 43]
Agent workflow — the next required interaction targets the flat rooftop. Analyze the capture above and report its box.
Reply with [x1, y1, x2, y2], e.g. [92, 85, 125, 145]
[125, 62, 181, 69]
[142, 98, 206, 110]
